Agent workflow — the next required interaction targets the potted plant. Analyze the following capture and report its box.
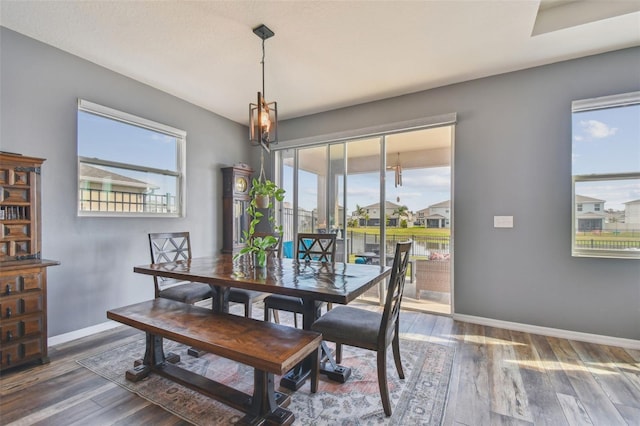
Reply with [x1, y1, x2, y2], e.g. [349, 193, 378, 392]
[234, 177, 285, 268]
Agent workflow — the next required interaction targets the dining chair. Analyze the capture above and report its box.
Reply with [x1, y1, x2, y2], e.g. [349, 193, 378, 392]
[148, 232, 212, 304]
[310, 240, 412, 416]
[148, 231, 265, 318]
[263, 233, 336, 327]
[231, 231, 283, 319]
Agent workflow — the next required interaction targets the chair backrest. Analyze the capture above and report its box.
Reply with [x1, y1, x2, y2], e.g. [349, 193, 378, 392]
[296, 233, 337, 262]
[148, 232, 192, 295]
[252, 231, 283, 259]
[379, 240, 412, 347]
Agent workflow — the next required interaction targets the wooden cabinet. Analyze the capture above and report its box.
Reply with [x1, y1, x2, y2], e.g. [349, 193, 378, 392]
[221, 164, 253, 253]
[0, 153, 58, 371]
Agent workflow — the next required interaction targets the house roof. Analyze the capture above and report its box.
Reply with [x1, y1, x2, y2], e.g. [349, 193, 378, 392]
[429, 200, 450, 209]
[576, 194, 605, 203]
[359, 201, 403, 210]
[79, 163, 156, 190]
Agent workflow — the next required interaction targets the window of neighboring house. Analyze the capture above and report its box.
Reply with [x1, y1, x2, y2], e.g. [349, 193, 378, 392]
[572, 91, 640, 259]
[77, 99, 186, 217]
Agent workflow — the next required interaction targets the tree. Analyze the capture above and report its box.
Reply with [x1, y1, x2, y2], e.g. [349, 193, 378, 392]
[393, 205, 409, 227]
[355, 204, 368, 227]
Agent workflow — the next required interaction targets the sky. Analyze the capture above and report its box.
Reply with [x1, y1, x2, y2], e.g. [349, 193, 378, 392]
[290, 166, 451, 216]
[79, 99, 638, 214]
[78, 110, 179, 194]
[572, 103, 640, 210]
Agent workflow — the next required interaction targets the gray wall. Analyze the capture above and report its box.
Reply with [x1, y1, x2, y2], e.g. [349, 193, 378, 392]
[278, 47, 640, 340]
[1, 28, 250, 336]
[2, 27, 639, 341]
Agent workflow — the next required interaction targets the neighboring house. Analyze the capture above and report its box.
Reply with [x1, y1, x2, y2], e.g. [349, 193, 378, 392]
[575, 194, 606, 231]
[79, 163, 159, 212]
[416, 200, 450, 229]
[351, 201, 412, 226]
[624, 199, 640, 224]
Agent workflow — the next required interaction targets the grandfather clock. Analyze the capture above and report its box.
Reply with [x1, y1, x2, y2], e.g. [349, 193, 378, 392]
[221, 164, 253, 253]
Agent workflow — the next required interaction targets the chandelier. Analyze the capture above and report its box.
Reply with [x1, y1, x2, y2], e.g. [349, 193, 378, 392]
[249, 24, 278, 152]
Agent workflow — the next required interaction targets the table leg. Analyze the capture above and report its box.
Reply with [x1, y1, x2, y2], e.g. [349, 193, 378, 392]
[280, 298, 352, 390]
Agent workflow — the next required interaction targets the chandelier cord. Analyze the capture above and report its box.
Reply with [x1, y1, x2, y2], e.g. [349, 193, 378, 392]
[259, 148, 266, 182]
[261, 39, 266, 99]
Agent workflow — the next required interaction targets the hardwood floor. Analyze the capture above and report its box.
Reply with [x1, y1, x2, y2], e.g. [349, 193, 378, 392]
[1, 305, 638, 425]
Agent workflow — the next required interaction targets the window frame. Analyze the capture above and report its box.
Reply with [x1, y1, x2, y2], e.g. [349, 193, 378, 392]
[77, 99, 186, 218]
[571, 91, 640, 259]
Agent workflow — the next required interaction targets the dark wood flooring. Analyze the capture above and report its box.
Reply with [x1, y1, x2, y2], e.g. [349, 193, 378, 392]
[1, 304, 639, 425]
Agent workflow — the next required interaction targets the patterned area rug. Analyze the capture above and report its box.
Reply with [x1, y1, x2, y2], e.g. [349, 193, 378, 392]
[78, 335, 453, 425]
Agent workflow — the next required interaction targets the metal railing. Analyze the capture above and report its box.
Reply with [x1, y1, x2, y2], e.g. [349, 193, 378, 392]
[78, 189, 177, 213]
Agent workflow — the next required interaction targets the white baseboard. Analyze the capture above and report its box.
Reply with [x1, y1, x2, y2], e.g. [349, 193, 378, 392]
[453, 313, 640, 350]
[49, 321, 121, 346]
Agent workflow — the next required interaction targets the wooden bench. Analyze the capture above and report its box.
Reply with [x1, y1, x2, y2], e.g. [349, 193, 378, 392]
[107, 298, 322, 426]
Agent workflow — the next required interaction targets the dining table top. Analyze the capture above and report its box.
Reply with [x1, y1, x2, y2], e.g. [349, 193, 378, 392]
[134, 254, 392, 305]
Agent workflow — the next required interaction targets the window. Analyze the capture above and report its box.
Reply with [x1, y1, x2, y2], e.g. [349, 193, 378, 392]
[77, 99, 186, 217]
[572, 91, 640, 259]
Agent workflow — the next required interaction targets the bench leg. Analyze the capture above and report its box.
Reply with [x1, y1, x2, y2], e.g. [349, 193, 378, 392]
[242, 370, 294, 426]
[126, 333, 171, 382]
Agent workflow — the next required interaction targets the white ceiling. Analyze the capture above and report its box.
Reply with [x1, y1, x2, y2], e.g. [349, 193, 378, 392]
[2, 1, 639, 126]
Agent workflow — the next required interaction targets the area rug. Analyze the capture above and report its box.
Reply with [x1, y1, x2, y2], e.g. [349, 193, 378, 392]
[78, 336, 453, 425]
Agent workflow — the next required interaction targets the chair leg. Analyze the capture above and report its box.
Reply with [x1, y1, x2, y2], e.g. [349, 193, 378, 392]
[310, 346, 319, 393]
[392, 332, 404, 379]
[335, 343, 342, 364]
[273, 310, 280, 324]
[245, 302, 252, 318]
[377, 349, 392, 416]
[264, 306, 270, 322]
[293, 313, 298, 328]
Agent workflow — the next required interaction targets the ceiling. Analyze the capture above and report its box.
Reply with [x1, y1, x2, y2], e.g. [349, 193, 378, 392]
[2, 1, 639, 126]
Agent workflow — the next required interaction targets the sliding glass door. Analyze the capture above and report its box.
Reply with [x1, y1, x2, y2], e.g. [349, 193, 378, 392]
[275, 125, 453, 314]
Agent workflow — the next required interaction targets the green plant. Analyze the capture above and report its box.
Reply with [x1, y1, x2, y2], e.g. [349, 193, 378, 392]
[234, 177, 285, 267]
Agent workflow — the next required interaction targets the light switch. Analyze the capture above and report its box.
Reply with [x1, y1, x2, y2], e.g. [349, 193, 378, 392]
[494, 216, 514, 228]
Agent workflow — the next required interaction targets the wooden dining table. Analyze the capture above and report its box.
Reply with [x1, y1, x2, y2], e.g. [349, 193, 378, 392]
[133, 254, 392, 390]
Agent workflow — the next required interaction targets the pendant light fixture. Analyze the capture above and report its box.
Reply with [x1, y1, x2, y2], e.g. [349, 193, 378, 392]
[249, 24, 278, 152]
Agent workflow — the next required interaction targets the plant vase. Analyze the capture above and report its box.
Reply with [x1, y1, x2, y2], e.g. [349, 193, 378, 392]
[255, 194, 270, 209]
[252, 251, 268, 269]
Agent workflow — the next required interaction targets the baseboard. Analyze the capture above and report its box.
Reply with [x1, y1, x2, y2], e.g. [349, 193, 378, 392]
[453, 313, 640, 350]
[49, 320, 121, 346]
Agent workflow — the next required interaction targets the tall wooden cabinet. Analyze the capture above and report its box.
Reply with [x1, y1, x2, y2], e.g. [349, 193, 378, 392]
[0, 152, 59, 371]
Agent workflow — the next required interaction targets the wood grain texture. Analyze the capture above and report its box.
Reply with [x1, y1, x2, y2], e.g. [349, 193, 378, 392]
[2, 302, 638, 425]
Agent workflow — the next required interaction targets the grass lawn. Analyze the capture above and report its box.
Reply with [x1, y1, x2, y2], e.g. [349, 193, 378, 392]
[346, 226, 450, 237]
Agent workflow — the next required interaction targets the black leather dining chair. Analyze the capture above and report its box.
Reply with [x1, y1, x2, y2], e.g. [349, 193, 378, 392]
[148, 232, 212, 304]
[263, 233, 336, 327]
[232, 231, 283, 319]
[310, 240, 412, 416]
[148, 231, 267, 319]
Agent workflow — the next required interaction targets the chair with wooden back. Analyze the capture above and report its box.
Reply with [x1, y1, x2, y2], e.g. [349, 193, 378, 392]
[263, 233, 336, 327]
[148, 231, 270, 319]
[148, 232, 212, 304]
[311, 240, 412, 416]
[229, 231, 283, 318]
